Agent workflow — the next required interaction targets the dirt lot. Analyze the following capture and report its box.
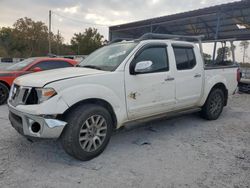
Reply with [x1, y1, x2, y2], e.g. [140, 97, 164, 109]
[0, 94, 249, 188]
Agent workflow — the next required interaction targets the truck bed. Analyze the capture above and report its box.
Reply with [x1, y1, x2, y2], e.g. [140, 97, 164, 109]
[204, 63, 238, 70]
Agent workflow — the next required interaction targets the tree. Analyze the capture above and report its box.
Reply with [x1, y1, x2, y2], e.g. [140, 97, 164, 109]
[0, 46, 8, 57]
[216, 47, 231, 63]
[0, 18, 106, 58]
[203, 53, 212, 64]
[51, 30, 64, 55]
[71, 28, 104, 55]
[13, 17, 50, 57]
[0, 17, 69, 57]
[240, 41, 249, 63]
[0, 27, 18, 57]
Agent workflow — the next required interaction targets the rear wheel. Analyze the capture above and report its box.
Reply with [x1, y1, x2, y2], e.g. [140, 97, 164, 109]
[0, 83, 9, 105]
[61, 104, 113, 161]
[201, 88, 225, 120]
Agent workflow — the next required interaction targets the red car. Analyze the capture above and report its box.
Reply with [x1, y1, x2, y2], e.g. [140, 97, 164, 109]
[0, 57, 78, 104]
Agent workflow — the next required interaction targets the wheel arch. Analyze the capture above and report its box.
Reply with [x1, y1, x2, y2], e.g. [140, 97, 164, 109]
[0, 80, 10, 90]
[61, 98, 117, 129]
[206, 82, 228, 106]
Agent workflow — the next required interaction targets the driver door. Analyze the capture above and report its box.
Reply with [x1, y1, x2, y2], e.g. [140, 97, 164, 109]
[125, 43, 176, 120]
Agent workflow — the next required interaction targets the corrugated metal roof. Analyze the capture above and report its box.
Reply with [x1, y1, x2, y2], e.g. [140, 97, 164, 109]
[109, 0, 250, 41]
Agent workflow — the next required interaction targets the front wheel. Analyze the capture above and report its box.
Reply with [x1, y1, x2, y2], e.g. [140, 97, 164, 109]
[61, 104, 113, 161]
[0, 83, 9, 105]
[201, 88, 225, 120]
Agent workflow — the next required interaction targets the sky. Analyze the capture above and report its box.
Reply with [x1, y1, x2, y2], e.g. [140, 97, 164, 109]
[0, 0, 249, 61]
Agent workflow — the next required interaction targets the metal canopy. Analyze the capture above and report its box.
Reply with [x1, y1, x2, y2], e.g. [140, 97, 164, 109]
[109, 0, 250, 41]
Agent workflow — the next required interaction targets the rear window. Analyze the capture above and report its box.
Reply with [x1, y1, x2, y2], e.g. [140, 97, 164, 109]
[30, 60, 73, 70]
[173, 47, 196, 70]
[6, 58, 36, 71]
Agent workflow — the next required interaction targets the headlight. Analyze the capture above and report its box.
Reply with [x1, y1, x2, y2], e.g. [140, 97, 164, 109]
[35, 88, 57, 103]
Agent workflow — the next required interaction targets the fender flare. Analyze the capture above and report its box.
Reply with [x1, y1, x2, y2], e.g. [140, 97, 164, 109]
[60, 84, 127, 128]
[199, 75, 228, 106]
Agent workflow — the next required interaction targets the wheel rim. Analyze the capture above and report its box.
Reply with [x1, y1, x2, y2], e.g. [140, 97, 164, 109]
[79, 115, 107, 152]
[209, 93, 223, 117]
[0, 86, 7, 103]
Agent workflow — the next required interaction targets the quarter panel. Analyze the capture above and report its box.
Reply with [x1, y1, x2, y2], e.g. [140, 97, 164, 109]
[199, 68, 238, 106]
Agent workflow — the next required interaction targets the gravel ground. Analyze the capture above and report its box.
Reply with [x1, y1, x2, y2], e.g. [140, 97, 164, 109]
[0, 93, 250, 188]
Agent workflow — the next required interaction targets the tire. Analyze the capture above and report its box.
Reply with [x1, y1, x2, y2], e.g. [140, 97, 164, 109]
[61, 104, 113, 161]
[201, 88, 225, 120]
[0, 83, 9, 105]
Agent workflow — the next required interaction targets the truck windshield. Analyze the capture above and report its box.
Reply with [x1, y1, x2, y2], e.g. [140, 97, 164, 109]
[6, 58, 36, 71]
[79, 42, 138, 71]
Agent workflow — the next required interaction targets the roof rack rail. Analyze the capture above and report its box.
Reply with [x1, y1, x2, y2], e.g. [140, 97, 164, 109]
[108, 33, 205, 57]
[137, 33, 204, 42]
[109, 33, 205, 44]
[109, 38, 134, 44]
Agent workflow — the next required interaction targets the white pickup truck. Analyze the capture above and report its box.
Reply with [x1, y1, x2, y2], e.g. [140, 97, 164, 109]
[8, 34, 239, 161]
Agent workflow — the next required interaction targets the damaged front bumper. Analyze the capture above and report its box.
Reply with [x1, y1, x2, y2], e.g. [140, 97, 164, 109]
[8, 104, 67, 138]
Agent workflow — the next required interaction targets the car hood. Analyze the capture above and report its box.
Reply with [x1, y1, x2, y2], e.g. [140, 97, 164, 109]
[0, 70, 22, 76]
[14, 67, 106, 87]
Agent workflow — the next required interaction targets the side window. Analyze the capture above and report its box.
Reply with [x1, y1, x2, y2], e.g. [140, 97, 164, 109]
[31, 61, 73, 70]
[133, 46, 169, 73]
[173, 47, 196, 70]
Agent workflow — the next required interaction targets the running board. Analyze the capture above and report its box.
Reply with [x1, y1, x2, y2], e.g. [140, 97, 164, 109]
[123, 107, 201, 126]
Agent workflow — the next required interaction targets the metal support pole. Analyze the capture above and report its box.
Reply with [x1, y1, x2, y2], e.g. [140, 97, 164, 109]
[198, 38, 205, 67]
[230, 41, 236, 64]
[198, 39, 204, 57]
[212, 42, 217, 63]
[48, 10, 52, 54]
[221, 42, 226, 62]
[212, 13, 221, 64]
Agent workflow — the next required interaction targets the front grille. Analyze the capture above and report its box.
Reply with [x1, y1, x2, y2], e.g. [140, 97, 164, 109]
[22, 89, 29, 102]
[11, 84, 20, 101]
[26, 88, 38, 105]
[9, 84, 38, 106]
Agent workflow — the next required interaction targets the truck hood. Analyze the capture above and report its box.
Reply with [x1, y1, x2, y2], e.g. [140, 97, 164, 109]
[14, 67, 106, 87]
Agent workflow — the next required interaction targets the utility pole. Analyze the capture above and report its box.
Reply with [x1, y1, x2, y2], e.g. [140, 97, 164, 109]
[48, 10, 52, 54]
[57, 29, 60, 55]
[243, 46, 245, 63]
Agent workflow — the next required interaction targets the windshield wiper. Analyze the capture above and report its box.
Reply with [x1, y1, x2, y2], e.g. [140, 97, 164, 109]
[81, 65, 102, 70]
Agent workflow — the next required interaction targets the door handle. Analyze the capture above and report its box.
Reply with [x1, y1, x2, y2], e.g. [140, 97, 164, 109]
[194, 73, 201, 78]
[165, 77, 175, 81]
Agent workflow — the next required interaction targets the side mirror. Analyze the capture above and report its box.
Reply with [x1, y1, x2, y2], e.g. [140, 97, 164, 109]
[32, 67, 42, 72]
[134, 61, 153, 74]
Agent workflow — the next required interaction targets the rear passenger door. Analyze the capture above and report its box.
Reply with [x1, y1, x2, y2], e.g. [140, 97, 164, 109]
[172, 44, 203, 108]
[30, 60, 73, 71]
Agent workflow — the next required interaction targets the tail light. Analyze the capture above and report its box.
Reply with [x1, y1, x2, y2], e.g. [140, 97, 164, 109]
[237, 68, 241, 83]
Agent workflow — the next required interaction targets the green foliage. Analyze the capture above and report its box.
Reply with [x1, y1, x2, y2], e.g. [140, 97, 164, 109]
[0, 17, 51, 57]
[203, 53, 212, 65]
[240, 41, 249, 63]
[0, 27, 16, 56]
[216, 47, 231, 62]
[240, 41, 249, 50]
[0, 17, 104, 58]
[71, 28, 104, 55]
